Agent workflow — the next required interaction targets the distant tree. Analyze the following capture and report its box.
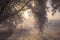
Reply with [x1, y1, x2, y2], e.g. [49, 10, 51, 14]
[51, 0, 60, 15]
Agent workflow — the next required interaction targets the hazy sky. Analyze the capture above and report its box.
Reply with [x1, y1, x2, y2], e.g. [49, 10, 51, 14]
[47, 12, 60, 20]
[47, 0, 60, 20]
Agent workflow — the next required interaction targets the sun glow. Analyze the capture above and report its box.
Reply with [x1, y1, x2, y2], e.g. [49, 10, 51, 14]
[16, 9, 39, 30]
[23, 10, 30, 18]
[22, 9, 32, 19]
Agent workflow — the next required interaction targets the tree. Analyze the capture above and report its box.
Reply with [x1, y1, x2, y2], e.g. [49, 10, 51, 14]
[51, 0, 60, 15]
[0, 0, 60, 40]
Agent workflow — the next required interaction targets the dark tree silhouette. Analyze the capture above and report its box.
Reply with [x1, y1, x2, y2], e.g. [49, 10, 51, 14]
[30, 0, 47, 33]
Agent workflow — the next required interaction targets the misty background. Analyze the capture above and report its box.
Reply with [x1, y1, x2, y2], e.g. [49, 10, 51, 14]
[0, 0, 60, 40]
[40, 0, 60, 40]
